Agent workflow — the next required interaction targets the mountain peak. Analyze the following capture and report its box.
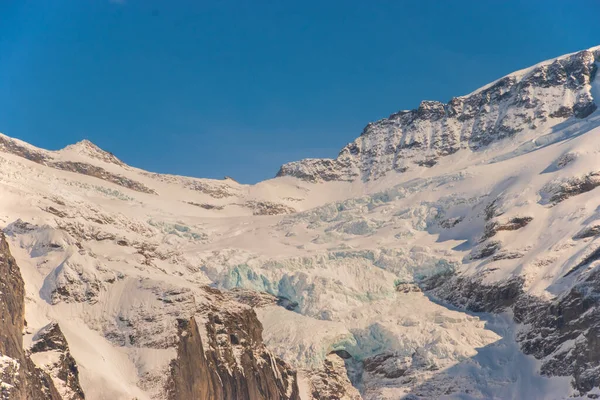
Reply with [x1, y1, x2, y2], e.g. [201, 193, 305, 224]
[61, 139, 125, 166]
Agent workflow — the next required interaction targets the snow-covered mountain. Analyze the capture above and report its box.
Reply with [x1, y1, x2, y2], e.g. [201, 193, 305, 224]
[1, 45, 600, 400]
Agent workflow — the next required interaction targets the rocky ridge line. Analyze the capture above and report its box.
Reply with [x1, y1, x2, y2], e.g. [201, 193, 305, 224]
[278, 48, 600, 182]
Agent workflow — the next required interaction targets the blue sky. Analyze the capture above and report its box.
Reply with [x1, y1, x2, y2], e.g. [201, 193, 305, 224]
[0, 1, 598, 183]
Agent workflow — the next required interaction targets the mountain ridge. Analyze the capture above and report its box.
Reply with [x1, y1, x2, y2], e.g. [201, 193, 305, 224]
[278, 46, 600, 183]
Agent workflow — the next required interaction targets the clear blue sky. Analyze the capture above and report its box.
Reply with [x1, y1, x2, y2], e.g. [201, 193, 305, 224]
[1, 1, 598, 183]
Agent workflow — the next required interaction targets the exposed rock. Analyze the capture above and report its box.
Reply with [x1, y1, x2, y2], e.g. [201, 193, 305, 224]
[564, 245, 600, 277]
[438, 216, 463, 229]
[44, 207, 68, 218]
[187, 202, 225, 211]
[514, 267, 600, 393]
[226, 288, 299, 311]
[0, 135, 49, 164]
[363, 352, 407, 379]
[544, 171, 600, 204]
[427, 266, 600, 395]
[425, 273, 524, 313]
[491, 250, 524, 261]
[0, 233, 63, 400]
[278, 50, 599, 182]
[481, 216, 533, 241]
[469, 241, 502, 260]
[29, 323, 85, 400]
[304, 353, 362, 400]
[167, 312, 300, 400]
[245, 201, 296, 216]
[574, 225, 600, 240]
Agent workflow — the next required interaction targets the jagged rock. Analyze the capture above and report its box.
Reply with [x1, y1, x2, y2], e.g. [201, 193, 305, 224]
[481, 216, 533, 241]
[226, 288, 299, 311]
[514, 267, 600, 393]
[167, 312, 300, 400]
[244, 201, 296, 216]
[0, 233, 64, 400]
[187, 202, 225, 210]
[469, 241, 502, 260]
[29, 323, 85, 400]
[304, 353, 362, 400]
[278, 50, 599, 182]
[543, 171, 600, 204]
[395, 282, 422, 293]
[363, 352, 407, 379]
[425, 273, 524, 313]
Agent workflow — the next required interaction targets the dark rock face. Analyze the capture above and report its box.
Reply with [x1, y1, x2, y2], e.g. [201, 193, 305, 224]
[574, 225, 600, 240]
[427, 267, 600, 395]
[424, 273, 524, 313]
[276, 158, 359, 183]
[363, 352, 406, 379]
[0, 233, 63, 400]
[481, 216, 533, 241]
[545, 171, 600, 204]
[168, 311, 300, 400]
[469, 241, 502, 260]
[514, 268, 600, 393]
[244, 201, 297, 216]
[306, 353, 362, 400]
[278, 49, 599, 182]
[30, 323, 85, 400]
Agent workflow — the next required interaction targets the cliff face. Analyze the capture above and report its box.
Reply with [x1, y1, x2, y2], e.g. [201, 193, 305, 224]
[168, 310, 299, 400]
[278, 48, 599, 182]
[29, 323, 86, 400]
[0, 233, 63, 400]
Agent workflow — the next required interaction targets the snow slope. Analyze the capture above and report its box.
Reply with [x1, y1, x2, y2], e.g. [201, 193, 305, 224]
[1, 45, 600, 399]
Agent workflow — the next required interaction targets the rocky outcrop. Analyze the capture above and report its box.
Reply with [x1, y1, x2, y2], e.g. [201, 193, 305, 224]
[244, 201, 297, 216]
[168, 310, 300, 400]
[424, 273, 524, 313]
[543, 171, 600, 204]
[481, 216, 533, 241]
[426, 268, 600, 395]
[304, 353, 362, 400]
[574, 225, 600, 240]
[514, 268, 600, 393]
[29, 323, 85, 400]
[0, 233, 63, 400]
[278, 48, 599, 182]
